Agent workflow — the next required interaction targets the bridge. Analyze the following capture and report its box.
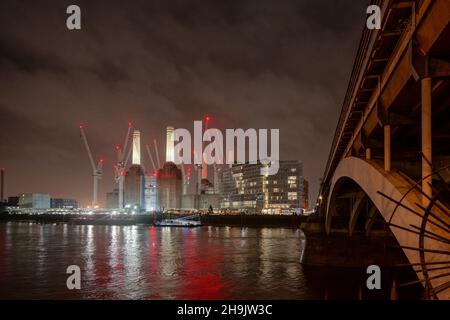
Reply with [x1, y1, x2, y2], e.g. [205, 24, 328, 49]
[314, 0, 450, 299]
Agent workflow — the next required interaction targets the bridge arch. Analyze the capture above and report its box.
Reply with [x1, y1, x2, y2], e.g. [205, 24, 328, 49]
[325, 157, 449, 299]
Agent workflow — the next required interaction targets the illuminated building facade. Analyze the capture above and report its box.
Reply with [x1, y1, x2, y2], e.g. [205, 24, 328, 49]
[50, 198, 78, 209]
[18, 193, 51, 209]
[221, 161, 304, 214]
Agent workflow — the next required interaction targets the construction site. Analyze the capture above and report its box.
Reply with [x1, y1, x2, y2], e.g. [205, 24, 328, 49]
[1, 116, 310, 220]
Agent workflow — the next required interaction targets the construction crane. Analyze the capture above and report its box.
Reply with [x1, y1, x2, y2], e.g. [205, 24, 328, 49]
[153, 139, 162, 169]
[145, 144, 158, 173]
[79, 124, 104, 208]
[114, 121, 133, 209]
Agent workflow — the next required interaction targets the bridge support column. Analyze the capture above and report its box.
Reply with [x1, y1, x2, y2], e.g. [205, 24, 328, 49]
[364, 206, 378, 237]
[348, 193, 366, 236]
[421, 77, 432, 206]
[365, 148, 371, 160]
[384, 125, 391, 172]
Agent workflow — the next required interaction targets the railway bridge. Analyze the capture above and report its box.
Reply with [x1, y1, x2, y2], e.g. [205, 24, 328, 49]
[306, 0, 450, 299]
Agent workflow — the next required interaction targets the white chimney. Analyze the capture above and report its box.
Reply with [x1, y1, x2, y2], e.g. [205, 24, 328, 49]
[166, 126, 175, 162]
[132, 130, 141, 165]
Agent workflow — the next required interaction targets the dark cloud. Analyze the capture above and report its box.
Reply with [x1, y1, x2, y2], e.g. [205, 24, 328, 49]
[0, 0, 369, 206]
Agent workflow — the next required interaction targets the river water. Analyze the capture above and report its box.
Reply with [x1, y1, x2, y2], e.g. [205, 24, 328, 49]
[0, 222, 419, 299]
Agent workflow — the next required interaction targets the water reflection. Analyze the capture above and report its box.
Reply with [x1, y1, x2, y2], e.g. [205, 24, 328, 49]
[0, 222, 418, 299]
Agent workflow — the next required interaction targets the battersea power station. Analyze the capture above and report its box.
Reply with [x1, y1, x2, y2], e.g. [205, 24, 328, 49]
[106, 124, 308, 214]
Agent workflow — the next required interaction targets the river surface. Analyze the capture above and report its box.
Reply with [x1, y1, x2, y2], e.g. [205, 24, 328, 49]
[0, 222, 418, 299]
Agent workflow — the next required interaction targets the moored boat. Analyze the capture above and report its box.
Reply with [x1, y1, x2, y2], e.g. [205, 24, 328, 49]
[154, 218, 202, 227]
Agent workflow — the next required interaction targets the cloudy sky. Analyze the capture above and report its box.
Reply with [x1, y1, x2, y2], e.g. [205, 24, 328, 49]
[0, 0, 368, 206]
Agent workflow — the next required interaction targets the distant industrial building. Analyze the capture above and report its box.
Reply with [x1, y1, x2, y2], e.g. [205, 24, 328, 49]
[158, 162, 182, 210]
[106, 188, 119, 209]
[198, 194, 221, 210]
[124, 130, 145, 209]
[182, 165, 197, 196]
[155, 126, 183, 211]
[18, 193, 51, 209]
[125, 165, 145, 208]
[179, 166, 221, 210]
[181, 194, 196, 209]
[144, 173, 158, 212]
[110, 123, 308, 216]
[221, 161, 305, 214]
[181, 194, 221, 211]
[50, 198, 78, 209]
[213, 165, 225, 195]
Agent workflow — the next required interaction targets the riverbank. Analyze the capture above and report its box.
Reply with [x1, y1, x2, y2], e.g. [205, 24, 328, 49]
[0, 212, 307, 228]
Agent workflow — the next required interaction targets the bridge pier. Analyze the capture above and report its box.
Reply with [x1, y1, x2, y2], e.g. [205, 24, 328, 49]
[301, 222, 409, 268]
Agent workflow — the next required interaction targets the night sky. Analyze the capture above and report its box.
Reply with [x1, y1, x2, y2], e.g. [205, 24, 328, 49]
[0, 0, 368, 206]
